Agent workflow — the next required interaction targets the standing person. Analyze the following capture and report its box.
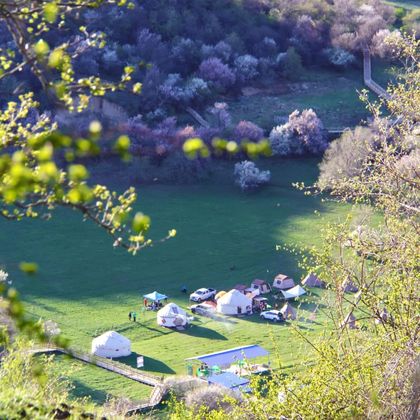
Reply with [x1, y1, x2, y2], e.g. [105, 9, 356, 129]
[133, 312, 137, 322]
[128, 311, 132, 321]
[143, 298, 147, 307]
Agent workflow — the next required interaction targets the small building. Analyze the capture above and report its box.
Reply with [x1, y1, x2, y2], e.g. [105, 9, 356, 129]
[233, 284, 248, 294]
[91, 331, 131, 358]
[251, 279, 272, 294]
[217, 289, 252, 316]
[280, 302, 297, 320]
[273, 274, 295, 290]
[302, 273, 325, 288]
[157, 303, 188, 328]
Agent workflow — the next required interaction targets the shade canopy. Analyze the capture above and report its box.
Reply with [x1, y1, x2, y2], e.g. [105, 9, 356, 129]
[281, 285, 307, 299]
[143, 291, 167, 301]
[207, 372, 249, 390]
[186, 344, 268, 367]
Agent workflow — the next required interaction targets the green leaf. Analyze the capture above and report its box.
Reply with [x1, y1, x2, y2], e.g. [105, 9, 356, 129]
[44, 2, 58, 23]
[19, 262, 39, 275]
[33, 39, 50, 57]
[132, 212, 151, 233]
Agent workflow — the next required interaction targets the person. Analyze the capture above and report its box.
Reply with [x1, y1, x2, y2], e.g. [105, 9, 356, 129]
[274, 303, 279, 310]
[128, 311, 132, 321]
[181, 285, 187, 294]
[133, 312, 137, 322]
[143, 298, 147, 307]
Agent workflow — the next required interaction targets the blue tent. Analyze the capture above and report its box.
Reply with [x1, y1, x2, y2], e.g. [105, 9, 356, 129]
[207, 372, 250, 391]
[143, 291, 168, 302]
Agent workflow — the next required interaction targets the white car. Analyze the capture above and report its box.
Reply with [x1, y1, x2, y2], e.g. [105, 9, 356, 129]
[189, 288, 216, 302]
[190, 303, 216, 317]
[260, 310, 285, 322]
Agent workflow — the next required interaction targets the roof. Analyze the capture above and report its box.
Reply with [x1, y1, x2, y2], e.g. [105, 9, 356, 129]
[218, 289, 252, 306]
[157, 303, 187, 317]
[143, 291, 167, 301]
[185, 344, 269, 366]
[251, 279, 268, 285]
[234, 284, 247, 290]
[281, 285, 307, 299]
[275, 274, 291, 281]
[207, 372, 249, 389]
[92, 331, 130, 347]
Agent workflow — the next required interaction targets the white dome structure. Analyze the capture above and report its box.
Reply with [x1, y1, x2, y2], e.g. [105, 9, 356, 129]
[157, 303, 188, 328]
[216, 289, 252, 316]
[91, 331, 131, 358]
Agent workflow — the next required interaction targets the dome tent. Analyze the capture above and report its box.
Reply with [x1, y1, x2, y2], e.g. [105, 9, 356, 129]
[216, 289, 252, 316]
[157, 303, 188, 328]
[273, 274, 295, 290]
[91, 331, 131, 358]
[302, 273, 325, 288]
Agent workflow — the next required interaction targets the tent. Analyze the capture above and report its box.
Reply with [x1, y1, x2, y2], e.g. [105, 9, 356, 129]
[143, 291, 168, 302]
[281, 285, 307, 300]
[280, 302, 297, 320]
[251, 279, 271, 294]
[272, 274, 295, 290]
[91, 331, 131, 358]
[217, 289, 252, 316]
[233, 284, 248, 294]
[215, 290, 226, 301]
[341, 279, 358, 293]
[340, 312, 357, 329]
[302, 273, 325, 288]
[157, 303, 188, 328]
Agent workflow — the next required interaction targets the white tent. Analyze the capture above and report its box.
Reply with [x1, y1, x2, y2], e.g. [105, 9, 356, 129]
[91, 331, 131, 358]
[281, 285, 307, 300]
[280, 302, 297, 320]
[157, 303, 188, 328]
[217, 289, 252, 316]
[302, 273, 325, 288]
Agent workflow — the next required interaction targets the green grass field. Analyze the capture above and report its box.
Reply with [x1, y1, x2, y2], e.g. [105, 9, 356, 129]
[1, 159, 364, 404]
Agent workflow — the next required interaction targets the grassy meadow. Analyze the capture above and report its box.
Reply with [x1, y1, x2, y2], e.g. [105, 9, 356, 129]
[1, 159, 365, 403]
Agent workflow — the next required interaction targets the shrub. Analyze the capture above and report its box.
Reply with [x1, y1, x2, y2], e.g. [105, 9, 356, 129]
[323, 47, 356, 67]
[136, 29, 168, 66]
[160, 74, 208, 106]
[269, 125, 292, 156]
[281, 47, 303, 80]
[214, 41, 232, 62]
[233, 120, 264, 142]
[198, 57, 236, 91]
[234, 54, 259, 83]
[234, 161, 271, 190]
[171, 37, 200, 74]
[208, 102, 232, 129]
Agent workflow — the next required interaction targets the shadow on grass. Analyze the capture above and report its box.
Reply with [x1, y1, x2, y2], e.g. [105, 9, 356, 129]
[69, 379, 109, 404]
[119, 352, 175, 375]
[181, 324, 227, 340]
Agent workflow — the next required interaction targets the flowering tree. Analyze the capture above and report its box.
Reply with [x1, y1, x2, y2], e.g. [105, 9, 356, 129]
[233, 120, 264, 142]
[234, 54, 259, 83]
[234, 161, 271, 190]
[198, 57, 236, 91]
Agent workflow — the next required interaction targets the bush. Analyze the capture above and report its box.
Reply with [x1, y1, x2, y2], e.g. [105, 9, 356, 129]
[160, 74, 209, 106]
[198, 57, 236, 91]
[323, 47, 355, 67]
[280, 47, 303, 80]
[234, 161, 271, 190]
[269, 125, 292, 156]
[234, 54, 259, 83]
[233, 120, 264, 142]
[208, 102, 232, 129]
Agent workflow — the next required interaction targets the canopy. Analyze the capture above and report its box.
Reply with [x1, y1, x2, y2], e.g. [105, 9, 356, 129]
[281, 285, 307, 299]
[186, 344, 268, 367]
[207, 372, 249, 390]
[143, 291, 167, 301]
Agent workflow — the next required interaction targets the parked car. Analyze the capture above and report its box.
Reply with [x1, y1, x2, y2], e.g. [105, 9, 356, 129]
[189, 288, 216, 302]
[190, 303, 216, 317]
[260, 310, 285, 322]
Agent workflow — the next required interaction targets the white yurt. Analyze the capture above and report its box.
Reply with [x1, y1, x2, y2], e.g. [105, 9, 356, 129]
[91, 331, 131, 358]
[157, 303, 188, 328]
[216, 289, 252, 316]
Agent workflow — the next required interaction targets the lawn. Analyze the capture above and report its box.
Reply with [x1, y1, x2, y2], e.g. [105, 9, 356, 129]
[226, 62, 394, 131]
[1, 158, 363, 403]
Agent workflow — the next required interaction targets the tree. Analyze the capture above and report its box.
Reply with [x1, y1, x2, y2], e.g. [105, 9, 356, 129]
[234, 161, 271, 191]
[280, 47, 303, 80]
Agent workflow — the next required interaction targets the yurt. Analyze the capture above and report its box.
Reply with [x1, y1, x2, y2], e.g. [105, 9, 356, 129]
[157, 303, 188, 328]
[340, 312, 357, 329]
[91, 331, 131, 358]
[233, 284, 248, 294]
[280, 302, 297, 320]
[273, 274, 295, 290]
[217, 289, 252, 316]
[251, 279, 271, 294]
[302, 273, 325, 288]
[341, 279, 359, 293]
